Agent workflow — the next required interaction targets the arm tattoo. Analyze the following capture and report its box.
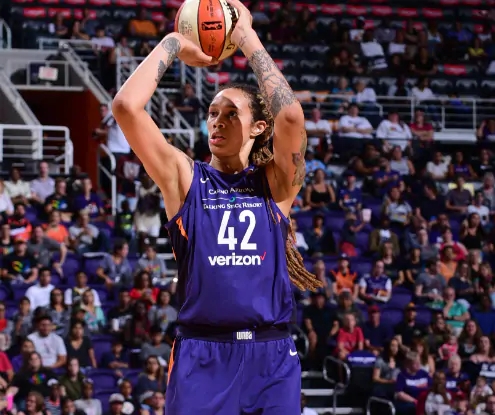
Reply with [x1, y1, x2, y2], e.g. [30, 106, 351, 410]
[155, 37, 181, 84]
[248, 49, 297, 118]
[183, 153, 194, 174]
[291, 130, 307, 187]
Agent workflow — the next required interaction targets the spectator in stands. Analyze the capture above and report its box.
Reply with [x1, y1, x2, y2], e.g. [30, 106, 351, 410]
[148, 289, 177, 333]
[477, 118, 495, 142]
[378, 111, 413, 152]
[311, 261, 332, 301]
[291, 218, 309, 255]
[335, 313, 364, 360]
[73, 178, 105, 222]
[472, 294, 495, 335]
[372, 338, 401, 399]
[394, 351, 432, 415]
[300, 392, 318, 415]
[468, 37, 488, 65]
[432, 287, 470, 336]
[416, 228, 438, 262]
[136, 245, 167, 285]
[28, 315, 67, 370]
[328, 48, 363, 76]
[411, 77, 436, 104]
[305, 213, 336, 256]
[338, 171, 362, 213]
[44, 179, 72, 224]
[96, 239, 132, 289]
[416, 183, 446, 225]
[59, 358, 85, 401]
[448, 152, 477, 180]
[64, 321, 96, 370]
[426, 152, 450, 181]
[95, 104, 130, 164]
[415, 259, 446, 303]
[368, 217, 400, 257]
[424, 372, 452, 415]
[80, 9, 98, 37]
[74, 379, 101, 415]
[68, 21, 89, 41]
[27, 225, 66, 276]
[354, 80, 377, 104]
[400, 247, 423, 289]
[0, 181, 13, 217]
[438, 229, 467, 261]
[116, 151, 141, 213]
[329, 254, 359, 301]
[140, 325, 170, 364]
[123, 301, 151, 355]
[91, 26, 115, 51]
[45, 211, 69, 246]
[69, 211, 102, 255]
[101, 338, 129, 373]
[2, 239, 39, 286]
[64, 271, 101, 309]
[340, 210, 366, 257]
[49, 13, 68, 38]
[129, 271, 159, 306]
[304, 169, 335, 211]
[174, 84, 201, 127]
[108, 290, 132, 335]
[410, 47, 438, 76]
[382, 186, 412, 229]
[460, 213, 486, 251]
[5, 168, 31, 206]
[331, 77, 354, 111]
[352, 143, 380, 178]
[45, 379, 62, 415]
[361, 30, 388, 72]
[12, 299, 33, 346]
[471, 335, 495, 364]
[134, 173, 161, 251]
[47, 288, 69, 336]
[378, 241, 403, 286]
[7, 351, 56, 409]
[445, 355, 470, 394]
[305, 108, 332, 149]
[390, 146, 415, 178]
[445, 176, 472, 215]
[30, 161, 54, 206]
[388, 30, 406, 56]
[439, 246, 458, 282]
[410, 110, 434, 147]
[304, 291, 338, 366]
[25, 267, 53, 310]
[337, 103, 373, 140]
[363, 305, 393, 355]
[448, 261, 475, 307]
[128, 8, 157, 38]
[411, 337, 435, 376]
[373, 159, 401, 197]
[476, 149, 494, 177]
[457, 320, 482, 359]
[81, 290, 105, 334]
[133, 355, 165, 396]
[359, 260, 392, 304]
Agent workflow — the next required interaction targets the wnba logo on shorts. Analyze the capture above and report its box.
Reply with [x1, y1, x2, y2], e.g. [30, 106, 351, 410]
[236, 331, 253, 340]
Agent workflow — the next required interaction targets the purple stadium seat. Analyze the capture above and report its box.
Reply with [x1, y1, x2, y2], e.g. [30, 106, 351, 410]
[82, 254, 105, 279]
[327, 216, 346, 232]
[25, 206, 38, 223]
[128, 257, 138, 271]
[95, 391, 112, 413]
[415, 307, 432, 326]
[93, 338, 112, 364]
[388, 288, 413, 308]
[380, 307, 403, 326]
[94, 287, 109, 303]
[0, 286, 9, 302]
[86, 370, 117, 389]
[352, 260, 372, 276]
[323, 259, 338, 271]
[61, 257, 81, 282]
[50, 274, 62, 286]
[355, 233, 369, 252]
[13, 285, 29, 301]
[122, 369, 141, 386]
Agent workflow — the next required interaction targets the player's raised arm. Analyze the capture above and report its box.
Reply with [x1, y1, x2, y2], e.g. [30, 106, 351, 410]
[112, 32, 215, 218]
[227, 0, 307, 199]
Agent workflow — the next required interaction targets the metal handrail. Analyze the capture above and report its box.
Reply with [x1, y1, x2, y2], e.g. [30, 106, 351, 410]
[366, 396, 396, 415]
[160, 128, 195, 149]
[0, 19, 12, 49]
[97, 144, 117, 216]
[0, 124, 73, 173]
[5, 59, 72, 87]
[38, 37, 94, 51]
[0, 71, 40, 125]
[323, 356, 352, 415]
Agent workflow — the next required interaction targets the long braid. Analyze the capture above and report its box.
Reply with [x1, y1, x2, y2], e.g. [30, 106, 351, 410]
[222, 83, 322, 292]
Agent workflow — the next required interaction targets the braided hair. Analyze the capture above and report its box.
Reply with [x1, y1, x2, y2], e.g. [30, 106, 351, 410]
[218, 83, 322, 292]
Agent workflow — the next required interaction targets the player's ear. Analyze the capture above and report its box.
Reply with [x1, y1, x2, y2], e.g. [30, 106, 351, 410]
[251, 120, 267, 137]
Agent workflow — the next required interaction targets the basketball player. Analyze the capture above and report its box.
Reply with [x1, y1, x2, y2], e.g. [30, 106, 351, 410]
[113, 0, 322, 413]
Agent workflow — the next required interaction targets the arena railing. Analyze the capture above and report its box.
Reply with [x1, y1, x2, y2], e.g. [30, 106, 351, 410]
[0, 124, 73, 173]
[366, 396, 396, 415]
[0, 19, 12, 50]
[300, 93, 495, 131]
[159, 128, 196, 150]
[5, 58, 80, 91]
[38, 37, 95, 52]
[97, 143, 117, 217]
[323, 356, 351, 415]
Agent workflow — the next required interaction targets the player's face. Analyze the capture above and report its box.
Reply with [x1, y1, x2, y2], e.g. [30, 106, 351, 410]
[207, 88, 265, 160]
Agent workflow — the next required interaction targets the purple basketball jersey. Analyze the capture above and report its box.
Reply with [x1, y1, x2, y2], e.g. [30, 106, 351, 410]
[165, 162, 294, 329]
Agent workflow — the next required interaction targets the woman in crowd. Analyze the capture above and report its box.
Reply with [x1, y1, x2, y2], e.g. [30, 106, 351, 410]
[470, 336, 495, 364]
[133, 356, 165, 397]
[148, 290, 178, 333]
[48, 289, 70, 336]
[303, 169, 336, 211]
[64, 321, 96, 369]
[457, 320, 482, 359]
[17, 391, 51, 415]
[424, 372, 452, 415]
[58, 358, 85, 401]
[81, 291, 106, 334]
[129, 271, 159, 307]
[411, 337, 436, 376]
[372, 338, 401, 399]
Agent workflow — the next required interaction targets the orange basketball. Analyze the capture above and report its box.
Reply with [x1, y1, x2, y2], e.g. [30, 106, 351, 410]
[174, 0, 239, 61]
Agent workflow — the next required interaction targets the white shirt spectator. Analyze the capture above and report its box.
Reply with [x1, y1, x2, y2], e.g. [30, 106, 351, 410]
[388, 42, 406, 55]
[102, 110, 130, 154]
[376, 119, 413, 150]
[361, 41, 388, 70]
[411, 87, 435, 102]
[468, 204, 490, 226]
[355, 88, 377, 103]
[305, 118, 332, 147]
[64, 287, 102, 307]
[295, 231, 309, 252]
[0, 193, 13, 215]
[426, 160, 450, 180]
[302, 408, 319, 415]
[5, 180, 31, 199]
[338, 115, 373, 139]
[28, 330, 67, 367]
[91, 36, 115, 49]
[26, 283, 55, 310]
[30, 177, 55, 203]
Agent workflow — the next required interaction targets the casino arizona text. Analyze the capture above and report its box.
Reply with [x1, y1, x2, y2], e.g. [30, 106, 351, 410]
[208, 251, 267, 266]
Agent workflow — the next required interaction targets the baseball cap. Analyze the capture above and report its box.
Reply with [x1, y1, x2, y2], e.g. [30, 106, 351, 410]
[405, 302, 416, 311]
[47, 379, 59, 387]
[109, 394, 125, 404]
[139, 391, 154, 403]
[368, 305, 380, 314]
[339, 253, 350, 261]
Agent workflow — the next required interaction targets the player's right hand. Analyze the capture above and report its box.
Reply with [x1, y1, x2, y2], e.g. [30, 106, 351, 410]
[166, 33, 217, 67]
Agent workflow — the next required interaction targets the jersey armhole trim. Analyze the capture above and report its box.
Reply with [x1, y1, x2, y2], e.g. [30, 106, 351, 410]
[164, 162, 199, 229]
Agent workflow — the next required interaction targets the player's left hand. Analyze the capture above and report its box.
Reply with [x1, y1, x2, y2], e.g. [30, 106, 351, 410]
[225, 0, 254, 47]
